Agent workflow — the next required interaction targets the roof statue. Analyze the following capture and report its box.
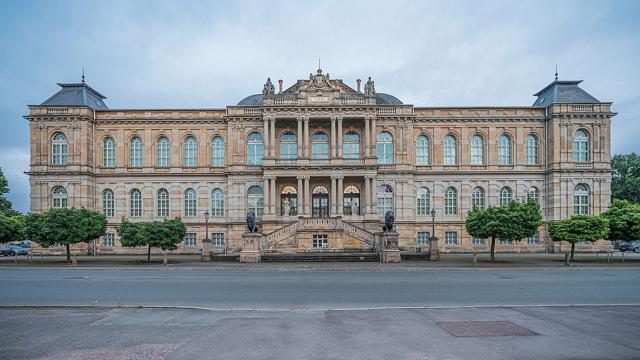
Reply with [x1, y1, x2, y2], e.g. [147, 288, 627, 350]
[262, 77, 275, 96]
[364, 77, 376, 96]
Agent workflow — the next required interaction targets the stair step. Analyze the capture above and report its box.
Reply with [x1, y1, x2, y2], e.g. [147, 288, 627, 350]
[261, 252, 379, 262]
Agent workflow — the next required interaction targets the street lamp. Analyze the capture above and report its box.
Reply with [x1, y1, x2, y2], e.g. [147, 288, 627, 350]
[430, 208, 436, 241]
[204, 209, 210, 243]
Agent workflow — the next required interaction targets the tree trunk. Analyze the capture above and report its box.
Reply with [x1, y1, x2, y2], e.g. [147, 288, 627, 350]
[570, 242, 575, 262]
[147, 244, 151, 264]
[66, 244, 71, 263]
[490, 236, 496, 263]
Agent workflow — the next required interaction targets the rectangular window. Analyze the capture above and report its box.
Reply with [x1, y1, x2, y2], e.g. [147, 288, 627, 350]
[184, 233, 196, 247]
[500, 239, 515, 245]
[312, 234, 328, 249]
[527, 233, 540, 245]
[417, 231, 430, 246]
[445, 231, 458, 245]
[472, 237, 486, 246]
[102, 233, 115, 247]
[212, 233, 225, 247]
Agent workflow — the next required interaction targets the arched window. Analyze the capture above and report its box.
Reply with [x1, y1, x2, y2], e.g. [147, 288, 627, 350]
[573, 130, 589, 162]
[52, 186, 68, 208]
[51, 132, 68, 165]
[444, 187, 457, 215]
[416, 135, 430, 165]
[312, 185, 330, 218]
[498, 135, 512, 165]
[280, 185, 297, 216]
[443, 135, 457, 165]
[312, 131, 329, 160]
[247, 132, 264, 165]
[343, 185, 360, 216]
[376, 184, 394, 216]
[470, 135, 484, 165]
[528, 187, 540, 204]
[102, 189, 114, 217]
[184, 136, 197, 167]
[211, 136, 225, 167]
[184, 188, 197, 216]
[156, 136, 170, 167]
[280, 132, 297, 161]
[157, 188, 169, 217]
[211, 188, 224, 217]
[472, 187, 485, 210]
[343, 131, 360, 160]
[525, 135, 538, 164]
[130, 188, 142, 217]
[499, 186, 512, 206]
[574, 184, 590, 215]
[247, 186, 264, 217]
[377, 132, 394, 164]
[103, 137, 116, 167]
[130, 136, 143, 167]
[416, 187, 430, 215]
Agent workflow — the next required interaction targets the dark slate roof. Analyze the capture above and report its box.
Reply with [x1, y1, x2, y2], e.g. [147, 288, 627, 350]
[237, 94, 263, 106]
[375, 93, 403, 105]
[532, 80, 599, 107]
[40, 82, 108, 110]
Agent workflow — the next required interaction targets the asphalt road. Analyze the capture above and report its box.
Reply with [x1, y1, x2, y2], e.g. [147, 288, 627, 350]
[1, 267, 639, 309]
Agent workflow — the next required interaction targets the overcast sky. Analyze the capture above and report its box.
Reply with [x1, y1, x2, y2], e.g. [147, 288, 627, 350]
[1, 0, 639, 213]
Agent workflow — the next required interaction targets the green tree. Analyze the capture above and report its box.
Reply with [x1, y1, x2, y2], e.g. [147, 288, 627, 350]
[118, 218, 186, 263]
[0, 213, 25, 243]
[25, 208, 107, 262]
[601, 199, 640, 242]
[0, 167, 18, 216]
[612, 153, 640, 204]
[549, 215, 610, 261]
[466, 200, 542, 263]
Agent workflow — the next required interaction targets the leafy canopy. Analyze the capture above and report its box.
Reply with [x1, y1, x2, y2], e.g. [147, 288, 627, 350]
[466, 200, 542, 241]
[601, 199, 640, 241]
[25, 208, 107, 247]
[612, 153, 640, 204]
[118, 218, 186, 251]
[0, 213, 25, 243]
[548, 215, 610, 244]
[0, 167, 17, 216]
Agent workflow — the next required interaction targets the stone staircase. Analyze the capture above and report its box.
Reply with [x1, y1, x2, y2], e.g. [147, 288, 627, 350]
[261, 251, 379, 262]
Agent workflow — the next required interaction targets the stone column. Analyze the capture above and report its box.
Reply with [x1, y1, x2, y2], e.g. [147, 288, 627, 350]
[297, 117, 303, 158]
[263, 177, 270, 215]
[304, 176, 310, 216]
[330, 176, 337, 216]
[303, 118, 310, 158]
[337, 176, 344, 216]
[371, 117, 377, 157]
[297, 176, 304, 216]
[371, 177, 377, 215]
[337, 117, 343, 158]
[263, 118, 270, 158]
[364, 117, 370, 157]
[270, 117, 276, 158]
[330, 117, 337, 158]
[270, 176, 277, 215]
[364, 175, 371, 214]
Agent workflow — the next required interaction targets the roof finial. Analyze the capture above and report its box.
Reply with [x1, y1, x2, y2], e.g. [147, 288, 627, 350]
[82, 67, 85, 84]
[318, 58, 321, 70]
[554, 64, 558, 81]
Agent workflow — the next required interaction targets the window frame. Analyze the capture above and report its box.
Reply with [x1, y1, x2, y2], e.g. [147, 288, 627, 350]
[157, 188, 170, 218]
[376, 131, 394, 165]
[444, 187, 458, 215]
[416, 135, 430, 165]
[51, 132, 68, 166]
[103, 137, 116, 167]
[443, 135, 457, 165]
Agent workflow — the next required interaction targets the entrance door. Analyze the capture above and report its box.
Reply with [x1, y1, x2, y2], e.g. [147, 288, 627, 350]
[312, 185, 329, 218]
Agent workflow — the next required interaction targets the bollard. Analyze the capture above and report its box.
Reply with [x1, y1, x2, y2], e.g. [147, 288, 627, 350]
[472, 252, 477, 267]
[564, 252, 570, 266]
[14, 253, 17, 264]
[163, 253, 168, 266]
[71, 255, 77, 266]
[621, 251, 624, 263]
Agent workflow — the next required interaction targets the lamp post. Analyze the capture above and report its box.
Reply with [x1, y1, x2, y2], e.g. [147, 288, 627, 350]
[430, 208, 439, 261]
[202, 210, 211, 262]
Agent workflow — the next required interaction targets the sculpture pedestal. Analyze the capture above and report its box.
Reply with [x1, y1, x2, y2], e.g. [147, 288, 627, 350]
[240, 233, 262, 263]
[201, 239, 211, 262]
[380, 231, 401, 263]
[429, 236, 440, 261]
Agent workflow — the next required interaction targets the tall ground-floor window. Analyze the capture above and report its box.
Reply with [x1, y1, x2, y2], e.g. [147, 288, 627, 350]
[376, 185, 394, 216]
[280, 185, 298, 216]
[247, 186, 264, 217]
[343, 185, 360, 216]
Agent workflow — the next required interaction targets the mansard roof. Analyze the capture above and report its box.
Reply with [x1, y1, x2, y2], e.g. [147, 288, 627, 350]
[532, 80, 600, 107]
[40, 81, 108, 110]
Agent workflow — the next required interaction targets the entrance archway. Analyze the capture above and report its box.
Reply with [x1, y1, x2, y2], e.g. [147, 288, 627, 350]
[312, 185, 329, 218]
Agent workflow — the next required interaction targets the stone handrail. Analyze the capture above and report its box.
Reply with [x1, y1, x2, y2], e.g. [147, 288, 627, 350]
[343, 221, 375, 246]
[263, 222, 298, 246]
[302, 218, 337, 229]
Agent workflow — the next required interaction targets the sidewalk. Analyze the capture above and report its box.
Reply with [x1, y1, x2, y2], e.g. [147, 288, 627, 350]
[1, 252, 638, 269]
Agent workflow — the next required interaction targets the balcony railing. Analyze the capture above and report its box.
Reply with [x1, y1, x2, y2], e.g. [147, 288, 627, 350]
[571, 104, 593, 112]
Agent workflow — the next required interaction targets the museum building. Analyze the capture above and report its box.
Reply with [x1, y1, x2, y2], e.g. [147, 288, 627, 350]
[26, 68, 615, 255]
